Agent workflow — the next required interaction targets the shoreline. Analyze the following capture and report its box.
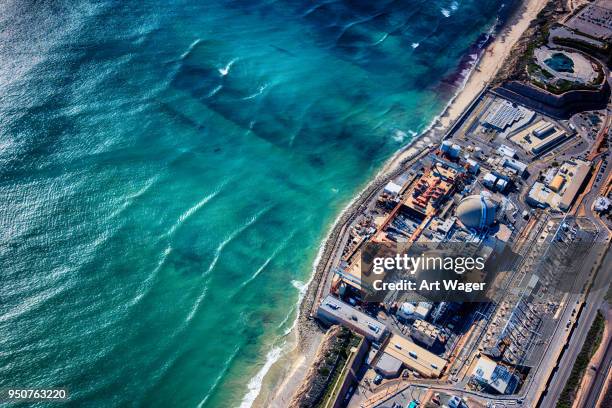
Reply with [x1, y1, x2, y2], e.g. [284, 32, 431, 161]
[251, 0, 549, 406]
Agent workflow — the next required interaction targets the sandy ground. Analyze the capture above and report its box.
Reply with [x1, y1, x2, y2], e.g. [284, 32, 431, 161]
[437, 0, 549, 130]
[254, 1, 550, 407]
[383, 0, 549, 173]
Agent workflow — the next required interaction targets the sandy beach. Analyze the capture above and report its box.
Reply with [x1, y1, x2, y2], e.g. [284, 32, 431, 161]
[254, 1, 549, 406]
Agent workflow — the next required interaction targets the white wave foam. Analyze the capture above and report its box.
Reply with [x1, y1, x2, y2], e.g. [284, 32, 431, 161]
[184, 286, 208, 324]
[237, 265, 308, 407]
[237, 163, 381, 406]
[196, 345, 241, 408]
[207, 84, 223, 98]
[276, 278, 311, 337]
[239, 253, 274, 289]
[291, 279, 308, 296]
[238, 346, 284, 408]
[242, 84, 269, 101]
[238, 231, 292, 290]
[372, 32, 389, 46]
[166, 183, 227, 237]
[276, 305, 297, 335]
[393, 130, 407, 143]
[203, 205, 271, 278]
[218, 58, 238, 76]
[458, 53, 479, 81]
[411, 42, 420, 49]
[109, 175, 160, 219]
[175, 191, 220, 230]
[392, 129, 418, 143]
[441, 1, 459, 18]
[180, 38, 202, 60]
[125, 245, 172, 308]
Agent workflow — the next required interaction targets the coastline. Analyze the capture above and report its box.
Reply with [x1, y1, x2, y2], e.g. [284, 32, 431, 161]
[251, 0, 549, 406]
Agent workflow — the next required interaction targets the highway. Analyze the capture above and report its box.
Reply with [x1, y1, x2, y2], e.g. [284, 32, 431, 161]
[366, 219, 611, 408]
[581, 305, 612, 408]
[538, 247, 612, 408]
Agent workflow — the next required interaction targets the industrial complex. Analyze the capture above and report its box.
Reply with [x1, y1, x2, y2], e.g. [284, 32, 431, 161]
[291, 1, 612, 408]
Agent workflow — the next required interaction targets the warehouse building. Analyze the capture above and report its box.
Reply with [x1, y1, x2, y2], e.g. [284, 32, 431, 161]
[471, 356, 519, 395]
[381, 334, 447, 378]
[509, 120, 567, 155]
[317, 295, 388, 342]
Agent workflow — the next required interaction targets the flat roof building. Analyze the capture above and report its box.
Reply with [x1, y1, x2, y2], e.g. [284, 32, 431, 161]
[527, 159, 590, 211]
[411, 319, 445, 348]
[497, 144, 517, 159]
[415, 302, 433, 320]
[526, 182, 561, 209]
[502, 157, 528, 176]
[384, 181, 402, 196]
[549, 174, 566, 192]
[558, 160, 590, 211]
[483, 172, 498, 190]
[317, 295, 388, 342]
[482, 100, 528, 132]
[471, 356, 519, 395]
[382, 334, 447, 378]
[397, 302, 432, 321]
[375, 352, 404, 378]
[509, 120, 567, 155]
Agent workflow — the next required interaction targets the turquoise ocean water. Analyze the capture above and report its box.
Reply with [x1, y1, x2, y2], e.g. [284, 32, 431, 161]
[0, 0, 514, 406]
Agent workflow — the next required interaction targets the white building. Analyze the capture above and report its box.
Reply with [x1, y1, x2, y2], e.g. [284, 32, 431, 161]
[317, 295, 387, 342]
[497, 144, 517, 159]
[397, 302, 432, 321]
[471, 356, 519, 394]
[384, 181, 402, 197]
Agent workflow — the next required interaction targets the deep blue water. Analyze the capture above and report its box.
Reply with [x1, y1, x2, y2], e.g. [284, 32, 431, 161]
[0, 0, 512, 406]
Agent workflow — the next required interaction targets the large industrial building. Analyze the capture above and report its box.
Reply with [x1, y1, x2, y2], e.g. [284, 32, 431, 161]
[481, 99, 533, 132]
[378, 334, 447, 378]
[509, 120, 568, 155]
[526, 159, 591, 211]
[471, 356, 519, 395]
[404, 163, 460, 219]
[316, 295, 388, 342]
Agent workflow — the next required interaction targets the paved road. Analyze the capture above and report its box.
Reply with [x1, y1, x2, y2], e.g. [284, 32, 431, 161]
[370, 225, 611, 408]
[580, 305, 612, 408]
[538, 248, 612, 408]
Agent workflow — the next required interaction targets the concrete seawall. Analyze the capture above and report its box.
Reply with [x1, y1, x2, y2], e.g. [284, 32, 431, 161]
[496, 79, 610, 119]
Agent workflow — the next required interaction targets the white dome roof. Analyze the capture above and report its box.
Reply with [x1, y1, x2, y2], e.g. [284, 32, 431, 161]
[456, 195, 497, 230]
